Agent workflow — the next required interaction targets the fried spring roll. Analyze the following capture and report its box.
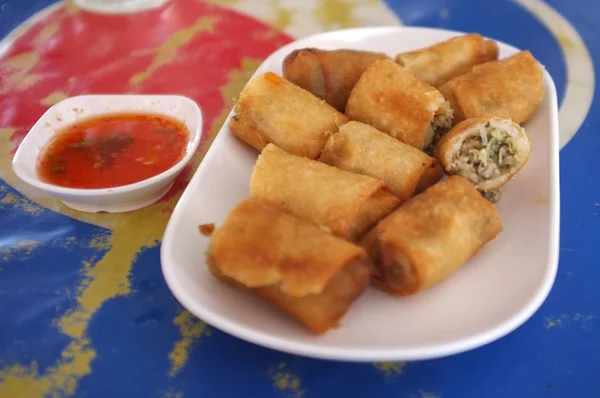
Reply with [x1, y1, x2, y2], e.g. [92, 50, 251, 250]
[434, 117, 531, 199]
[439, 51, 545, 124]
[207, 199, 370, 334]
[282, 48, 389, 112]
[395, 33, 499, 87]
[250, 144, 401, 241]
[231, 72, 348, 159]
[362, 176, 503, 295]
[318, 121, 443, 201]
[345, 58, 454, 154]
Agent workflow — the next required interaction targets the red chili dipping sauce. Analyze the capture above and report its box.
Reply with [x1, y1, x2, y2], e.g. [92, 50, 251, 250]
[37, 113, 188, 189]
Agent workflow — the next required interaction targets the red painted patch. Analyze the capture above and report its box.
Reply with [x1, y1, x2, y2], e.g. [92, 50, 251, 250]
[0, 0, 293, 196]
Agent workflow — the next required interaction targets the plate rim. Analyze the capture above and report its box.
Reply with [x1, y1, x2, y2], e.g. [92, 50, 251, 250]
[160, 26, 561, 362]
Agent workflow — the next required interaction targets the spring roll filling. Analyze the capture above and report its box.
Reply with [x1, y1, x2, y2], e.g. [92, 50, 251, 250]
[482, 189, 502, 203]
[450, 122, 517, 189]
[424, 105, 454, 154]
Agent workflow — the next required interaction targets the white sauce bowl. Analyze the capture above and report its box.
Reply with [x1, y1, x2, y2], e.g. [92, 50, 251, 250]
[12, 94, 203, 213]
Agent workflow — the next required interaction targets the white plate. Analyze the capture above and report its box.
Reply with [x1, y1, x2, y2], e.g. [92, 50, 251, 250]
[160, 27, 560, 362]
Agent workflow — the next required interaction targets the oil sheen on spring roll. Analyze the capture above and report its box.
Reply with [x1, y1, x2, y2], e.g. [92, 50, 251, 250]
[206, 199, 370, 334]
[395, 33, 499, 87]
[318, 121, 443, 201]
[434, 117, 531, 199]
[230, 72, 348, 159]
[282, 48, 389, 112]
[345, 58, 453, 154]
[361, 176, 503, 295]
[250, 143, 401, 241]
[439, 50, 544, 124]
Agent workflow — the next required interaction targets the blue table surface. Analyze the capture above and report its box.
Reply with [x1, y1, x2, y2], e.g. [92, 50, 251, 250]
[1, 0, 599, 397]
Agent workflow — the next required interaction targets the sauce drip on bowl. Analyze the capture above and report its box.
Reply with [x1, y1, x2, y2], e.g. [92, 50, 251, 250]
[37, 113, 188, 189]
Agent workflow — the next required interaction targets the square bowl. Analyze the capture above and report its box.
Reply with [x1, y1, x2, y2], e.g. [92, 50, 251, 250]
[12, 94, 203, 213]
[161, 27, 560, 362]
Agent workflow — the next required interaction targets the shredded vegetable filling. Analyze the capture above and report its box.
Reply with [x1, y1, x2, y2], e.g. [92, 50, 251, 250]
[450, 122, 517, 186]
[424, 106, 454, 154]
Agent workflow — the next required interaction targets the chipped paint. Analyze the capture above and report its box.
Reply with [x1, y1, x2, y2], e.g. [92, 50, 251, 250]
[268, 362, 304, 398]
[168, 311, 210, 377]
[34, 21, 60, 47]
[373, 361, 406, 380]
[1, 241, 41, 262]
[544, 313, 596, 329]
[129, 17, 218, 86]
[0, 51, 42, 93]
[314, 0, 360, 29]
[0, 190, 45, 216]
[40, 91, 69, 106]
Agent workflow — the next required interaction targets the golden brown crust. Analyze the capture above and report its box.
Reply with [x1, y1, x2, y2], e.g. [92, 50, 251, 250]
[251, 144, 401, 241]
[434, 117, 532, 191]
[206, 198, 370, 334]
[438, 51, 545, 124]
[394, 34, 500, 88]
[345, 58, 447, 150]
[208, 198, 369, 296]
[208, 255, 370, 335]
[361, 176, 503, 295]
[232, 72, 348, 159]
[283, 48, 389, 111]
[318, 121, 441, 201]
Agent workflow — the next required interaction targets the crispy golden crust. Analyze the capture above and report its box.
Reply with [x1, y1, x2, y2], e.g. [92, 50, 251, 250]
[395, 34, 500, 87]
[251, 144, 401, 241]
[283, 48, 389, 112]
[206, 198, 370, 334]
[361, 176, 503, 295]
[345, 58, 447, 150]
[208, 255, 369, 335]
[434, 117, 532, 191]
[231, 72, 348, 159]
[318, 121, 441, 201]
[438, 51, 545, 124]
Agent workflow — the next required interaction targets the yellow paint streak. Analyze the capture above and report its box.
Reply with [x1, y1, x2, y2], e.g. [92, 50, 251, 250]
[557, 34, 575, 49]
[535, 195, 549, 206]
[130, 17, 217, 86]
[1, 241, 40, 262]
[0, 51, 41, 93]
[0, 191, 45, 216]
[34, 21, 60, 47]
[314, 0, 360, 29]
[373, 361, 406, 380]
[64, 0, 81, 15]
[40, 91, 69, 106]
[0, 181, 185, 396]
[168, 311, 210, 377]
[268, 363, 304, 397]
[269, 0, 294, 30]
[206, 58, 262, 152]
[0, 340, 96, 397]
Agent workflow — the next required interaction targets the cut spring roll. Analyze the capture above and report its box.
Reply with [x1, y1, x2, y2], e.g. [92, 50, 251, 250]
[207, 199, 370, 334]
[251, 144, 401, 241]
[282, 48, 389, 112]
[362, 176, 503, 295]
[231, 72, 348, 159]
[318, 121, 443, 201]
[345, 58, 454, 154]
[395, 33, 499, 87]
[434, 117, 531, 200]
[439, 50, 545, 124]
